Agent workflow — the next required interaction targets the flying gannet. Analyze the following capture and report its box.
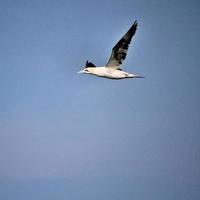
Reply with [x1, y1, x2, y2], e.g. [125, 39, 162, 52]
[78, 20, 144, 79]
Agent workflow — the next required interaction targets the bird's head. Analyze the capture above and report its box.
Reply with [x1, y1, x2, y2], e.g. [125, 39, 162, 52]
[77, 60, 96, 74]
[77, 68, 92, 74]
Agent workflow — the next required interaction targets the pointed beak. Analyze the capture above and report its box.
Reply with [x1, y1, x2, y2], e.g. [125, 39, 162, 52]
[77, 70, 84, 74]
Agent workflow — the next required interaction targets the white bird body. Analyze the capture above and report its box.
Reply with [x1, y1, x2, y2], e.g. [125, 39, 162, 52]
[78, 20, 144, 80]
[79, 66, 134, 79]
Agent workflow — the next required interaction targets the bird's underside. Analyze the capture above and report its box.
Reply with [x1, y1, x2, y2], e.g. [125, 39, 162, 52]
[78, 20, 144, 79]
[84, 66, 134, 79]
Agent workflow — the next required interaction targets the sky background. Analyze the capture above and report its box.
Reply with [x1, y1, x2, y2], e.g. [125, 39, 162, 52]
[0, 0, 200, 199]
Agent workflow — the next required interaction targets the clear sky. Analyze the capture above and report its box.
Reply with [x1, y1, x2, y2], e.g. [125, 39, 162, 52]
[0, 0, 200, 199]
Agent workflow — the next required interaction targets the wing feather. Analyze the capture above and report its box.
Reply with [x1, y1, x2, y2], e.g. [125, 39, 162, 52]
[106, 20, 138, 68]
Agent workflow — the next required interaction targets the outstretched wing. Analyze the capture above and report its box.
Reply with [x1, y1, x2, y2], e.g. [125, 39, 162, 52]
[106, 20, 138, 68]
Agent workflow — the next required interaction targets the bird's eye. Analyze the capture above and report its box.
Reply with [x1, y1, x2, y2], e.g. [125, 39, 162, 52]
[85, 69, 89, 72]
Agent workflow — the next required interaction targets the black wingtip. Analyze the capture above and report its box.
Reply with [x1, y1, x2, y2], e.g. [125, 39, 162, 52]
[133, 20, 138, 26]
[85, 60, 96, 68]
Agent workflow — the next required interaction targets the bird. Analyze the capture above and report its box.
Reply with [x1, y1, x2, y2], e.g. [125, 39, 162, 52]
[78, 20, 144, 79]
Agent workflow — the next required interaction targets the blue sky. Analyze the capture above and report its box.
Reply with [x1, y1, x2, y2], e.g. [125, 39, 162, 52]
[0, 0, 200, 199]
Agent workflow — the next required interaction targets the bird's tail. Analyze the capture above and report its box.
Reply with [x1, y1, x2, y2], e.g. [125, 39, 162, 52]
[133, 74, 145, 78]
